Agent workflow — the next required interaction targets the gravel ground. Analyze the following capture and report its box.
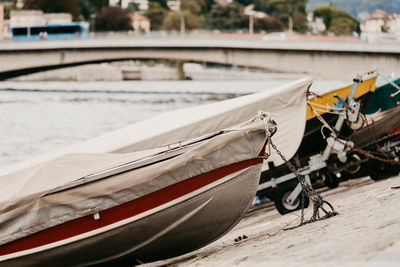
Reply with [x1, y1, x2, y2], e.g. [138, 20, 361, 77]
[145, 176, 400, 267]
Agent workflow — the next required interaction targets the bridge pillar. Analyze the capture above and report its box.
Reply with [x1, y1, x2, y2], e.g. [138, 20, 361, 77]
[175, 60, 186, 80]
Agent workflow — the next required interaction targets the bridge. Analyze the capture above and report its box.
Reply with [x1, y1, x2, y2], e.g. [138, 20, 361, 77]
[0, 37, 399, 80]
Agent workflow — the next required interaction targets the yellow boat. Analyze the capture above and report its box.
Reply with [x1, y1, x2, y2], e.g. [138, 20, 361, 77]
[307, 74, 378, 120]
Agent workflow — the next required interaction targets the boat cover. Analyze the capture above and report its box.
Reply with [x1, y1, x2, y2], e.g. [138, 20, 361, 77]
[0, 77, 312, 176]
[0, 122, 267, 245]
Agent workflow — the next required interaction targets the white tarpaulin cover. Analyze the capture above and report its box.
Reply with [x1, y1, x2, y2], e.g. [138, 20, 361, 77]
[0, 122, 268, 245]
[0, 77, 312, 176]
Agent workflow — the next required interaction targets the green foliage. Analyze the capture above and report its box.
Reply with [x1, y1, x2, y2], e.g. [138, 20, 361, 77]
[78, 0, 92, 20]
[329, 17, 358, 35]
[94, 6, 132, 31]
[77, 0, 109, 20]
[144, 2, 167, 30]
[181, 0, 201, 14]
[314, 5, 359, 34]
[200, 0, 215, 14]
[266, 0, 307, 32]
[3, 3, 19, 19]
[23, 0, 82, 20]
[253, 15, 285, 32]
[161, 10, 201, 31]
[205, 3, 247, 30]
[148, 0, 168, 9]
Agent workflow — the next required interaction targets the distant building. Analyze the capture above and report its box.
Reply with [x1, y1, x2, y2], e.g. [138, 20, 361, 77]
[10, 10, 72, 28]
[129, 13, 150, 33]
[307, 12, 326, 35]
[44, 13, 73, 24]
[361, 10, 400, 42]
[10, 10, 45, 28]
[16, 0, 23, 9]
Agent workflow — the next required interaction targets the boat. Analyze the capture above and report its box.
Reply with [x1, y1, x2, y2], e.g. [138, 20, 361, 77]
[0, 78, 312, 265]
[0, 117, 276, 265]
[350, 104, 400, 147]
[365, 76, 400, 115]
[299, 71, 378, 158]
[257, 72, 380, 214]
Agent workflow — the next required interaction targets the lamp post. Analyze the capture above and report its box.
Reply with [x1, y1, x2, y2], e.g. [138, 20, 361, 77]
[179, 0, 185, 35]
[90, 14, 96, 36]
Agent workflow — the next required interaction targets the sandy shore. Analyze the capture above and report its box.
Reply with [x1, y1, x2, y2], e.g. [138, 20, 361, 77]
[146, 176, 400, 267]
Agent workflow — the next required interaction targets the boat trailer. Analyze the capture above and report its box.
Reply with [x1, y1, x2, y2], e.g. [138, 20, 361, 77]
[257, 73, 400, 214]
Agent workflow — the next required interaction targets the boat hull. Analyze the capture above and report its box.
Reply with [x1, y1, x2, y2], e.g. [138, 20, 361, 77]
[1, 163, 262, 266]
[350, 104, 400, 147]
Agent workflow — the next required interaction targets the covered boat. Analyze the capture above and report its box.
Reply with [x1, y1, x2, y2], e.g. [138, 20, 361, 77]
[0, 78, 312, 265]
[0, 118, 275, 265]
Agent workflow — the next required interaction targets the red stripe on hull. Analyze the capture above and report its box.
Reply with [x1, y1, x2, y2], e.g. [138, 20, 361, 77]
[0, 157, 263, 256]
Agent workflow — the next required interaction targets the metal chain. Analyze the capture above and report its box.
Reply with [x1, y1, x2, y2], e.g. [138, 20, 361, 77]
[266, 137, 338, 229]
[344, 143, 399, 165]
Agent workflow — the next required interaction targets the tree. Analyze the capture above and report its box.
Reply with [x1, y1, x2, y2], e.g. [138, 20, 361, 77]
[181, 0, 201, 15]
[162, 10, 201, 31]
[253, 15, 285, 32]
[266, 0, 308, 32]
[94, 6, 132, 31]
[23, 0, 82, 21]
[329, 17, 358, 35]
[205, 3, 247, 31]
[3, 3, 19, 19]
[200, 0, 215, 15]
[314, 5, 359, 35]
[88, 0, 109, 12]
[77, 0, 92, 20]
[144, 2, 168, 30]
[148, 0, 168, 9]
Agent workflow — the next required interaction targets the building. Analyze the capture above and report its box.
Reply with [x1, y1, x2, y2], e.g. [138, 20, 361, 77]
[129, 13, 150, 33]
[307, 12, 326, 35]
[10, 10, 72, 28]
[44, 13, 72, 24]
[10, 10, 45, 28]
[360, 10, 400, 42]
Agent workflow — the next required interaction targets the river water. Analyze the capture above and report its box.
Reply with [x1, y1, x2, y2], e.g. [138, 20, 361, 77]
[0, 78, 346, 170]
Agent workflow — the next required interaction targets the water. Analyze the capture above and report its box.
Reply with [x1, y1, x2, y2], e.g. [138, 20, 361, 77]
[0, 79, 346, 169]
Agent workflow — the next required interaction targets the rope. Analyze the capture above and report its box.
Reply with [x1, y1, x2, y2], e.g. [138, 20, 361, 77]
[307, 103, 337, 139]
[308, 101, 346, 111]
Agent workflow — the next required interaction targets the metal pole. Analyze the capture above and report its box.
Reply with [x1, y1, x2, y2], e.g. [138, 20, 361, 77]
[288, 16, 293, 35]
[249, 14, 254, 35]
[180, 14, 185, 35]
